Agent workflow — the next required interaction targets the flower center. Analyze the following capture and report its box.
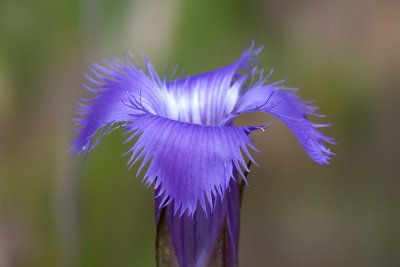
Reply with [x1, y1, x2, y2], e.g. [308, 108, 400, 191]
[160, 86, 240, 126]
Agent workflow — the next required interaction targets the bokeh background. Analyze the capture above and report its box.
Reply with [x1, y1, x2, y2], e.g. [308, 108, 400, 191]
[1, 0, 399, 266]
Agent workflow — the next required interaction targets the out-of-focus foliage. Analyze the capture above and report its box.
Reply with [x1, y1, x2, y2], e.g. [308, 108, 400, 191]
[0, 0, 399, 266]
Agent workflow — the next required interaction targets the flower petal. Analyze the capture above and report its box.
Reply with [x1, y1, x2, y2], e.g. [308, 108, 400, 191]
[232, 84, 335, 164]
[158, 43, 263, 126]
[125, 113, 260, 215]
[70, 55, 164, 155]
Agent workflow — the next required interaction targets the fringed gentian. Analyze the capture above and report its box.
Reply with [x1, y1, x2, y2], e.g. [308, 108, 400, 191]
[70, 43, 334, 267]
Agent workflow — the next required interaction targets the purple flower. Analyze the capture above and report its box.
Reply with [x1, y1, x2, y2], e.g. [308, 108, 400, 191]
[71, 43, 334, 266]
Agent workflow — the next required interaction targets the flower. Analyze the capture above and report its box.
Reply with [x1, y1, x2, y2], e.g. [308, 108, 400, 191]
[70, 43, 334, 266]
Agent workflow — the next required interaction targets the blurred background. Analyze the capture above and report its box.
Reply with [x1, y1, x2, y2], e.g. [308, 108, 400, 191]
[1, 0, 399, 266]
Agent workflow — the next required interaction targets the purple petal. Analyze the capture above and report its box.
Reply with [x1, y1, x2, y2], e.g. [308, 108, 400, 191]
[70, 43, 264, 155]
[125, 113, 260, 215]
[232, 85, 335, 164]
[159, 42, 263, 126]
[70, 55, 165, 155]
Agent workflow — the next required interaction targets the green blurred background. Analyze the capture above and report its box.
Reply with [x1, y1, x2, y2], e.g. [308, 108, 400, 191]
[1, 0, 399, 266]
